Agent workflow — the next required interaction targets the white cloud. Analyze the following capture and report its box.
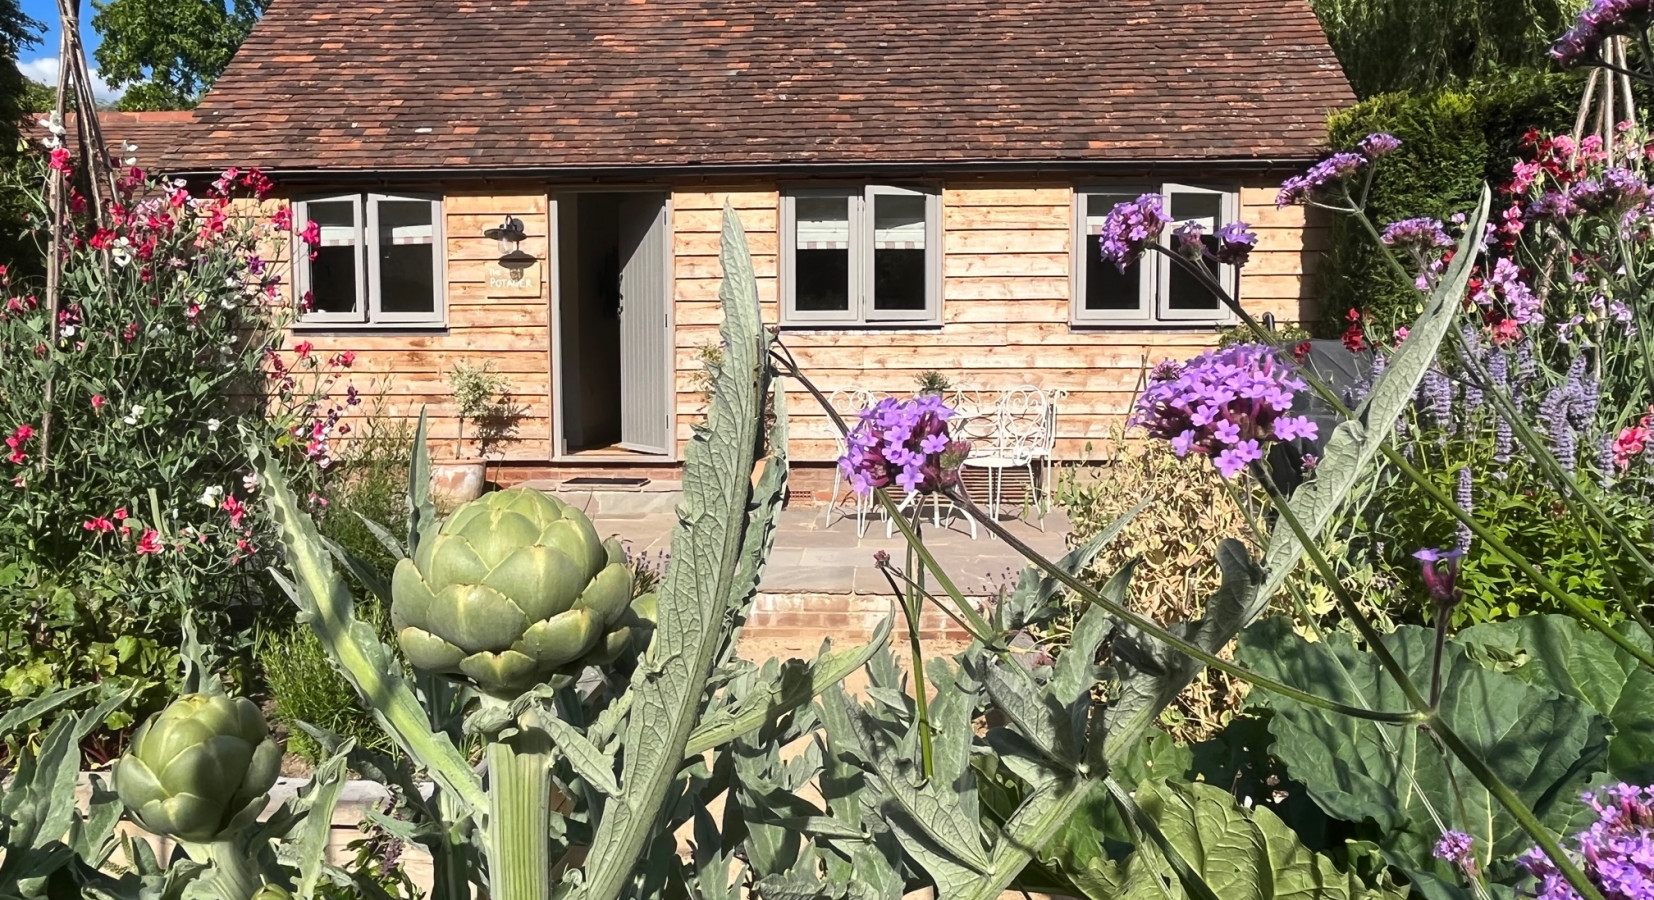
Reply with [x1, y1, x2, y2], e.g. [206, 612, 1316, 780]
[16, 56, 124, 104]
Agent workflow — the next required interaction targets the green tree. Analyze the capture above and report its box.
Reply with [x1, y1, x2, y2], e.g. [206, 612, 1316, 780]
[90, 0, 266, 110]
[1311, 0, 1582, 97]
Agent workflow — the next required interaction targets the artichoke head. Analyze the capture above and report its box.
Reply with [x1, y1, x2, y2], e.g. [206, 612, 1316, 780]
[251, 886, 294, 900]
[392, 488, 641, 697]
[112, 693, 281, 843]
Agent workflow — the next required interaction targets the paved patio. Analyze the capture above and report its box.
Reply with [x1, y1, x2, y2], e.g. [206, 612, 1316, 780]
[554, 491, 1074, 638]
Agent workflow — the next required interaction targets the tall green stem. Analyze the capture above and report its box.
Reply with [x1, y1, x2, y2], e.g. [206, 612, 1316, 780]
[484, 699, 554, 900]
[182, 839, 265, 900]
[904, 511, 937, 782]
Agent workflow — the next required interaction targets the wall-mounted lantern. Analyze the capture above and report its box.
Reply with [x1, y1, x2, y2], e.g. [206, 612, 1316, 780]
[484, 216, 536, 272]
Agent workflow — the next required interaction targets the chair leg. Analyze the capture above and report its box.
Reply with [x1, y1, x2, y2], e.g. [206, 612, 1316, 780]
[822, 467, 843, 527]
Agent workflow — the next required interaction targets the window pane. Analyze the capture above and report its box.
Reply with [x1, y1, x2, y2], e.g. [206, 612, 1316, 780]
[1167, 192, 1223, 311]
[377, 200, 437, 314]
[871, 193, 927, 312]
[1083, 194, 1143, 313]
[307, 200, 358, 314]
[793, 196, 851, 313]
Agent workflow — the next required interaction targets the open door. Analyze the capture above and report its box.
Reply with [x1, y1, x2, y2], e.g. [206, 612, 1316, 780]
[616, 194, 672, 455]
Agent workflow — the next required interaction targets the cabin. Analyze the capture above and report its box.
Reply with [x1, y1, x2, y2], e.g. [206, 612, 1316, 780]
[147, 0, 1356, 495]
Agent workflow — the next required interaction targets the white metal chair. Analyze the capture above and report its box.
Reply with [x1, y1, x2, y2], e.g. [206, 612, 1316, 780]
[961, 387, 1052, 533]
[823, 388, 877, 536]
[1021, 388, 1063, 530]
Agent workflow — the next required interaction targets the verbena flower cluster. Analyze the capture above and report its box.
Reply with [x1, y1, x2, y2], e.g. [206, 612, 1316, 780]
[1432, 829, 1476, 875]
[1551, 0, 1654, 65]
[1173, 221, 1260, 268]
[1099, 193, 1170, 270]
[1131, 343, 1318, 479]
[1521, 783, 1654, 900]
[838, 395, 970, 496]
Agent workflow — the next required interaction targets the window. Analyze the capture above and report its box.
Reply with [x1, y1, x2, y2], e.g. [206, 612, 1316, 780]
[294, 193, 445, 326]
[1072, 184, 1239, 325]
[781, 186, 941, 325]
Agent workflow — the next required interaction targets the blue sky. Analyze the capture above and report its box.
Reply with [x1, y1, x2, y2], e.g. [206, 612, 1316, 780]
[16, 0, 121, 101]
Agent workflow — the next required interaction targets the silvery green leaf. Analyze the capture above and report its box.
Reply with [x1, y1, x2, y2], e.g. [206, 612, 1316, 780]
[983, 660, 1078, 768]
[982, 728, 1067, 793]
[324, 536, 394, 606]
[354, 512, 406, 561]
[581, 205, 772, 900]
[406, 408, 437, 556]
[260, 460, 486, 813]
[950, 777, 1099, 900]
[288, 746, 351, 900]
[542, 716, 621, 798]
[0, 685, 96, 738]
[1053, 562, 1136, 708]
[998, 502, 1145, 631]
[1253, 188, 1490, 619]
[685, 616, 891, 758]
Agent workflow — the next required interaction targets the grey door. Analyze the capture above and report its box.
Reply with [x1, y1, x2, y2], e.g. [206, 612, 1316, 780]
[616, 194, 672, 455]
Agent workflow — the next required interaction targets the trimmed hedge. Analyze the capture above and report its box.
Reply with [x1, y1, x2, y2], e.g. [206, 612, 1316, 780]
[1318, 69, 1586, 333]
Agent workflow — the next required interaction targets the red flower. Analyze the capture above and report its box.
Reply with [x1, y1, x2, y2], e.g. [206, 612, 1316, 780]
[272, 207, 293, 231]
[47, 147, 71, 172]
[83, 516, 115, 533]
[222, 494, 247, 529]
[91, 394, 105, 411]
[5, 424, 34, 464]
[88, 229, 116, 250]
[112, 507, 127, 521]
[293, 340, 314, 359]
[300, 219, 321, 245]
[135, 529, 162, 555]
[1341, 322, 1367, 353]
[329, 350, 355, 368]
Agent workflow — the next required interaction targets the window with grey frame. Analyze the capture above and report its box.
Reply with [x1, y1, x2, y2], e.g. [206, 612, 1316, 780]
[781, 186, 941, 325]
[294, 192, 445, 326]
[1072, 184, 1239, 325]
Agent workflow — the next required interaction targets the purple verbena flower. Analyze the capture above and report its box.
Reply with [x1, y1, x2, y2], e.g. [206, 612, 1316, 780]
[1359, 132, 1402, 159]
[1131, 343, 1315, 480]
[1172, 220, 1206, 258]
[1433, 830, 1476, 873]
[1215, 221, 1258, 267]
[1381, 217, 1453, 252]
[1099, 193, 1170, 271]
[1413, 547, 1465, 603]
[839, 395, 969, 497]
[1520, 782, 1654, 900]
[1276, 152, 1367, 208]
[1551, 0, 1654, 66]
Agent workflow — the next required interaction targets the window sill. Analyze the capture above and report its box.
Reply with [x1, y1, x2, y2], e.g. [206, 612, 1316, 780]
[1068, 320, 1232, 331]
[291, 321, 450, 335]
[778, 321, 944, 332]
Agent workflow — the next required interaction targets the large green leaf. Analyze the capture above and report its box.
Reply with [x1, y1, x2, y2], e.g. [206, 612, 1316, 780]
[260, 458, 487, 813]
[1237, 618, 1608, 875]
[1252, 188, 1491, 618]
[1459, 614, 1654, 783]
[580, 205, 772, 900]
[1110, 779, 1407, 900]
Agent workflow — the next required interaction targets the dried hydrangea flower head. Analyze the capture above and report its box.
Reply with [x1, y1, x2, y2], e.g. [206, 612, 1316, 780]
[838, 395, 970, 496]
[1130, 343, 1318, 479]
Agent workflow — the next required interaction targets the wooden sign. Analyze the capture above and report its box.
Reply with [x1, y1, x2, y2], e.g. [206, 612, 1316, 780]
[488, 262, 542, 298]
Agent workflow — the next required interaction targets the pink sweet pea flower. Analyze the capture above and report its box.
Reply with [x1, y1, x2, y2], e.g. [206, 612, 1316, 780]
[135, 529, 162, 555]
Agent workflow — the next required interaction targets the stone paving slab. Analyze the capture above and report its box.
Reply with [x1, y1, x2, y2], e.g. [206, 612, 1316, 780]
[581, 500, 1071, 598]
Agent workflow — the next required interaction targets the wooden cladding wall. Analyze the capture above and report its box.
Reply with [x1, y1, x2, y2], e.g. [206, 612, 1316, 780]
[273, 190, 555, 462]
[670, 177, 1324, 462]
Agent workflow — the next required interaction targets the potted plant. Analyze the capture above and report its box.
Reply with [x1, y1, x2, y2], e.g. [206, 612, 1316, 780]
[433, 361, 520, 502]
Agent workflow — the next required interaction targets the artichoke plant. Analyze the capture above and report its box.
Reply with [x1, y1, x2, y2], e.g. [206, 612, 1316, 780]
[392, 488, 644, 697]
[112, 693, 282, 843]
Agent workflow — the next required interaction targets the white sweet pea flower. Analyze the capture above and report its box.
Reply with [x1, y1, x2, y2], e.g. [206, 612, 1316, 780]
[61, 325, 76, 338]
[199, 486, 224, 507]
[123, 404, 145, 425]
[39, 114, 65, 136]
[41, 135, 60, 150]
[207, 418, 222, 432]
[242, 472, 260, 492]
[111, 237, 132, 267]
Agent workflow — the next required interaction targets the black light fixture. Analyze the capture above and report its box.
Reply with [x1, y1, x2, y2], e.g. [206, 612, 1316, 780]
[484, 215, 535, 272]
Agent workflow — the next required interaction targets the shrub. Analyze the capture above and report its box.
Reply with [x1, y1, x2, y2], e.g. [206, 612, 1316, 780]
[0, 134, 355, 743]
[1054, 430, 1256, 741]
[1321, 69, 1585, 332]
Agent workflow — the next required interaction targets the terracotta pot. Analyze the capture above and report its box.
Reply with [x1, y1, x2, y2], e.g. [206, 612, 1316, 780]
[431, 461, 487, 504]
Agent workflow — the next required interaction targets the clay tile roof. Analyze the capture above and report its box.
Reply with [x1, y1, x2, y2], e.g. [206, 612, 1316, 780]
[161, 0, 1355, 174]
[25, 110, 196, 165]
